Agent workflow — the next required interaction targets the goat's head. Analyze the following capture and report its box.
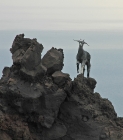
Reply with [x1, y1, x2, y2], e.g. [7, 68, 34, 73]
[79, 40, 84, 47]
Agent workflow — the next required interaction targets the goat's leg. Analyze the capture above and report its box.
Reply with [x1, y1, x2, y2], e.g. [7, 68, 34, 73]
[87, 62, 91, 78]
[76, 60, 79, 73]
[81, 61, 85, 75]
[83, 66, 85, 75]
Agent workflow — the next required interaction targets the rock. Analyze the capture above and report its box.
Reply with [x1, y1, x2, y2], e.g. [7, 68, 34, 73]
[20, 62, 47, 81]
[41, 88, 67, 128]
[0, 67, 11, 84]
[20, 40, 42, 71]
[0, 131, 12, 140]
[42, 47, 64, 75]
[0, 34, 123, 140]
[73, 74, 97, 93]
[10, 34, 46, 81]
[84, 77, 97, 92]
[0, 113, 33, 140]
[4, 75, 66, 128]
[116, 117, 123, 128]
[43, 120, 67, 139]
[52, 71, 70, 86]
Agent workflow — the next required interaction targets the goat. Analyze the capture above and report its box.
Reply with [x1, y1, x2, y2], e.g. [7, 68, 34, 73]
[74, 39, 91, 78]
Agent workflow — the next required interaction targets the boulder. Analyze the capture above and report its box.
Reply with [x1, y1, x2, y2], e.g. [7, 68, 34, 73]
[52, 71, 70, 86]
[10, 34, 46, 81]
[42, 47, 64, 75]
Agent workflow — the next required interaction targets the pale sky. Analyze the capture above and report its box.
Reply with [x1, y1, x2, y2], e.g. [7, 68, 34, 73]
[0, 0, 123, 30]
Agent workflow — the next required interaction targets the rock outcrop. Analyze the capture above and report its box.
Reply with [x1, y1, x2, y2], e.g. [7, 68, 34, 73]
[0, 34, 123, 140]
[10, 34, 46, 81]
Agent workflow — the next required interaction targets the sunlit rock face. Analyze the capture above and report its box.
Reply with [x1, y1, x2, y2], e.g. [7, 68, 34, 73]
[0, 34, 123, 140]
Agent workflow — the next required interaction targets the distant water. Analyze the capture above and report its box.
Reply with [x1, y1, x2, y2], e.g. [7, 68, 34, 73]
[0, 30, 123, 117]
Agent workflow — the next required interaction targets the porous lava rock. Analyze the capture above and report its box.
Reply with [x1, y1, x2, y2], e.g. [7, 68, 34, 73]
[0, 34, 123, 140]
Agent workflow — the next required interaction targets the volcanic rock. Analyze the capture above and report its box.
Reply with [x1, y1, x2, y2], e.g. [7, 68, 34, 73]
[52, 71, 70, 87]
[10, 34, 46, 81]
[42, 47, 64, 75]
[0, 34, 123, 140]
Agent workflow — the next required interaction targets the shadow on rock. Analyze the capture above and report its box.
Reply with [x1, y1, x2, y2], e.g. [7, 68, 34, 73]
[0, 34, 123, 140]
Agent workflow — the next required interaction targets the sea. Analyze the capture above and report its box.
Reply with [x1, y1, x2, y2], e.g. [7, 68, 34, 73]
[0, 30, 123, 117]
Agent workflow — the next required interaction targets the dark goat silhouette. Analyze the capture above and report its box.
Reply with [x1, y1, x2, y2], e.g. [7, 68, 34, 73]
[74, 39, 91, 77]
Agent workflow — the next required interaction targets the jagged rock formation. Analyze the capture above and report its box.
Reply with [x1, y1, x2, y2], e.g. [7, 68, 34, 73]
[10, 34, 46, 81]
[0, 34, 123, 140]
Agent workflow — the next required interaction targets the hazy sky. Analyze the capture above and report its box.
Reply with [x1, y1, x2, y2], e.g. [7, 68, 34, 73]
[0, 0, 123, 30]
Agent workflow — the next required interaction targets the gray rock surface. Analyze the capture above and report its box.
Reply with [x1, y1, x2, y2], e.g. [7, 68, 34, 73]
[52, 71, 70, 87]
[42, 47, 64, 75]
[10, 34, 46, 81]
[0, 34, 123, 140]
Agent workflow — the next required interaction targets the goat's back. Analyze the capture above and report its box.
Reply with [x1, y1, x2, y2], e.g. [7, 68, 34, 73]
[77, 50, 91, 62]
[84, 51, 91, 60]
